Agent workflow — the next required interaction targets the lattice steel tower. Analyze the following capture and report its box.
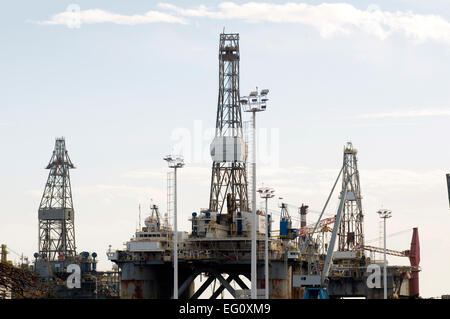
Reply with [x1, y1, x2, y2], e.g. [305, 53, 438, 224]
[38, 138, 76, 261]
[338, 142, 364, 251]
[209, 33, 249, 222]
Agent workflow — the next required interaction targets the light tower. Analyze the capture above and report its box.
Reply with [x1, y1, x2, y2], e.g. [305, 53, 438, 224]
[257, 186, 275, 299]
[377, 209, 392, 299]
[338, 142, 364, 251]
[38, 137, 76, 261]
[163, 154, 185, 299]
[241, 87, 269, 299]
[209, 33, 249, 224]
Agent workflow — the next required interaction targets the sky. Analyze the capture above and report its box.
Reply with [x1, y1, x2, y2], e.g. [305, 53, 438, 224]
[0, 0, 449, 298]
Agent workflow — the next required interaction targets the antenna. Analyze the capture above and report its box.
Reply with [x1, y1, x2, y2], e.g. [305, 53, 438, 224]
[139, 204, 142, 230]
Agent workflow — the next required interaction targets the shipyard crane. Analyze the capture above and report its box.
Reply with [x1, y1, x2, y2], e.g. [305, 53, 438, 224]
[3, 245, 29, 266]
[295, 163, 350, 299]
[296, 147, 421, 299]
[352, 244, 409, 257]
[298, 216, 336, 237]
[279, 203, 298, 240]
[296, 144, 364, 298]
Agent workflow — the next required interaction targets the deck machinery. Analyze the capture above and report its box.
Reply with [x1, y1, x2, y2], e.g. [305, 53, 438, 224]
[107, 32, 420, 299]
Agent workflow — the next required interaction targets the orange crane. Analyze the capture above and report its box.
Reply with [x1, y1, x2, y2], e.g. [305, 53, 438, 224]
[298, 216, 336, 237]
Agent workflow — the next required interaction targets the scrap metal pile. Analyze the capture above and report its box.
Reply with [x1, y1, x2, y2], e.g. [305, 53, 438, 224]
[0, 262, 52, 299]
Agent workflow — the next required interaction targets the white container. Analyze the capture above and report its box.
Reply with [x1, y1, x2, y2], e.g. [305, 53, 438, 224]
[127, 241, 163, 252]
[238, 211, 266, 234]
[210, 136, 247, 162]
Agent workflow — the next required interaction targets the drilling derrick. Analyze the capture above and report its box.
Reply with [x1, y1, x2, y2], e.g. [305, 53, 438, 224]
[38, 138, 76, 261]
[338, 142, 364, 251]
[209, 33, 249, 223]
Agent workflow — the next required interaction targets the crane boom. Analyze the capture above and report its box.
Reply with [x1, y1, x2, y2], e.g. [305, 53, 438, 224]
[321, 177, 349, 284]
[299, 216, 336, 237]
[353, 244, 409, 257]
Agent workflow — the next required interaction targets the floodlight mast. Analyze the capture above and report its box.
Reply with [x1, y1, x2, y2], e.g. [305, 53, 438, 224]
[163, 154, 185, 299]
[258, 186, 275, 299]
[242, 87, 269, 299]
[377, 209, 392, 299]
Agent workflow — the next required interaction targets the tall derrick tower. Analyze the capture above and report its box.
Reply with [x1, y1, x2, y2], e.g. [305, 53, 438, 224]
[209, 33, 249, 223]
[338, 142, 364, 251]
[38, 138, 76, 261]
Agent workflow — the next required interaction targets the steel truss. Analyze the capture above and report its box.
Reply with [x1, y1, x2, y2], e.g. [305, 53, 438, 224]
[209, 33, 249, 219]
[38, 138, 76, 261]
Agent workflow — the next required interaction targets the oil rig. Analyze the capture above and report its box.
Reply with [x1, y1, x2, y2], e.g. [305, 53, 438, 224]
[106, 32, 421, 299]
[30, 138, 119, 298]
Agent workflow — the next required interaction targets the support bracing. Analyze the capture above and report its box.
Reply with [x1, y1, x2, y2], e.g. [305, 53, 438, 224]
[209, 32, 249, 222]
[232, 275, 249, 290]
[190, 276, 216, 299]
[180, 268, 248, 300]
[338, 142, 364, 251]
[178, 270, 200, 297]
[38, 137, 76, 261]
[210, 276, 233, 299]
[215, 273, 237, 298]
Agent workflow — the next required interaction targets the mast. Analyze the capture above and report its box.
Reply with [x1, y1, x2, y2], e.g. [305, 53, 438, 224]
[209, 32, 249, 222]
[38, 137, 76, 261]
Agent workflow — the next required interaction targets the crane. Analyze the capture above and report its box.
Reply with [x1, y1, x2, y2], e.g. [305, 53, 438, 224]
[294, 163, 357, 299]
[352, 244, 409, 258]
[279, 203, 298, 240]
[298, 216, 336, 237]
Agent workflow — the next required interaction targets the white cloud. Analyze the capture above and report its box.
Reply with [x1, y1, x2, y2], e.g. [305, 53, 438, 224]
[158, 1, 450, 44]
[34, 2, 450, 45]
[357, 108, 450, 119]
[35, 8, 187, 26]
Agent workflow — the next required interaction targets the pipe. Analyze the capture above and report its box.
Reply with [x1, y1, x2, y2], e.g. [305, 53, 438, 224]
[408, 227, 420, 297]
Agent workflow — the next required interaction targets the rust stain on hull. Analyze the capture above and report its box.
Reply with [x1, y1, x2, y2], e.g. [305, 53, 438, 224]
[121, 280, 144, 299]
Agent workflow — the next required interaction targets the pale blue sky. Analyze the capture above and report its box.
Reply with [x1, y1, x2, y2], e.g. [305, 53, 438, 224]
[1, 1, 449, 298]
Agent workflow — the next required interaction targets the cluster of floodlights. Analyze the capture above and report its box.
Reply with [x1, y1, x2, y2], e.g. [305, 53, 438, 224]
[240, 88, 269, 112]
[163, 155, 185, 168]
[258, 186, 275, 199]
[377, 209, 392, 219]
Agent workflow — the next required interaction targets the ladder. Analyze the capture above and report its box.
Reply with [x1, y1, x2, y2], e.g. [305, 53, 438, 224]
[243, 119, 253, 211]
[166, 171, 174, 227]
